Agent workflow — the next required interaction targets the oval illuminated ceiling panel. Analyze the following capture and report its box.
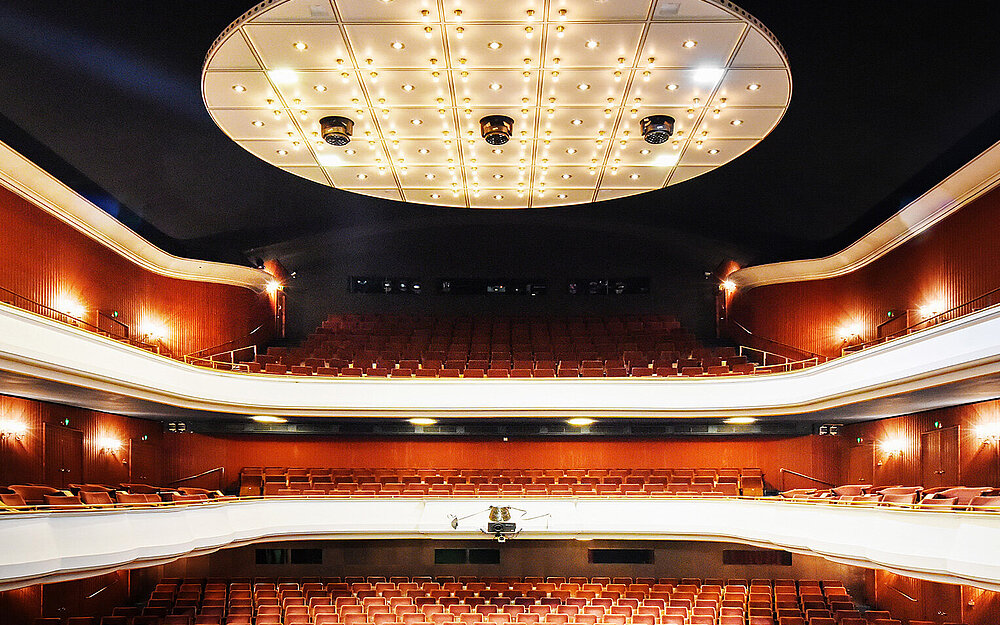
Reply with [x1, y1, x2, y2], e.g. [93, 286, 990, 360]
[202, 0, 791, 209]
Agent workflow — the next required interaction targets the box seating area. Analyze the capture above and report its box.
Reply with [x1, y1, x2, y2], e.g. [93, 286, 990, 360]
[44, 575, 931, 625]
[241, 468, 766, 499]
[243, 315, 763, 379]
[0, 483, 227, 510]
[779, 485, 1000, 510]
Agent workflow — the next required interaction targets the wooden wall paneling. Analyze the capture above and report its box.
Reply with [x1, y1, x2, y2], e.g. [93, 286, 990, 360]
[0, 184, 273, 358]
[729, 185, 1000, 358]
[0, 584, 42, 625]
[43, 423, 83, 488]
[162, 433, 842, 492]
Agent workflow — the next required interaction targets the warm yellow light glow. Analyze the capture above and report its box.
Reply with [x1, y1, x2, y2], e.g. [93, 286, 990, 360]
[880, 437, 907, 456]
[838, 322, 863, 341]
[266, 280, 282, 295]
[976, 422, 1000, 442]
[919, 299, 945, 317]
[409, 418, 437, 426]
[140, 320, 168, 342]
[720, 279, 737, 292]
[97, 436, 122, 454]
[0, 420, 28, 440]
[567, 418, 595, 427]
[724, 417, 755, 424]
[251, 416, 288, 423]
[56, 295, 86, 320]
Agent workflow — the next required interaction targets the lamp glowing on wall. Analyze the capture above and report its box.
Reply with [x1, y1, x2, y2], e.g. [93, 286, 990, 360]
[880, 437, 907, 457]
[0, 420, 28, 442]
[140, 320, 168, 342]
[266, 280, 283, 295]
[720, 279, 736, 293]
[56, 295, 86, 320]
[838, 322, 863, 342]
[97, 436, 122, 455]
[919, 299, 945, 318]
[975, 422, 1000, 445]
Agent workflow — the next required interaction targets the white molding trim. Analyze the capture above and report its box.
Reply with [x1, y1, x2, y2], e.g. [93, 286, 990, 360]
[0, 140, 273, 292]
[730, 139, 1000, 290]
[2, 499, 1000, 591]
[2, 301, 1000, 419]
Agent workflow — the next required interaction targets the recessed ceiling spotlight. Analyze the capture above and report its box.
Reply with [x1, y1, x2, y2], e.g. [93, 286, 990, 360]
[429, 193, 441, 199]
[401, 83, 415, 91]
[747, 82, 761, 91]
[731, 119, 744, 126]
[566, 148, 577, 154]
[682, 39, 697, 49]
[488, 41, 503, 50]
[707, 148, 720, 154]
[492, 148, 503, 154]
[418, 148, 430, 154]
[570, 119, 584, 126]
[585, 40, 600, 49]
[557, 193, 568, 199]
[493, 194, 504, 200]
[493, 173, 503, 179]
[666, 83, 679, 91]
[425, 173, 436, 180]
[313, 84, 328, 93]
[251, 120, 265, 127]
[629, 173, 640, 179]
[561, 174, 572, 179]
[577, 83, 591, 90]
[639, 149, 651, 155]
[252, 416, 288, 423]
[489, 82, 502, 91]
[345, 149, 356, 155]
[275, 149, 288, 156]
[356, 173, 368, 180]
[293, 41, 308, 51]
[390, 41, 405, 50]
[232, 84, 246, 92]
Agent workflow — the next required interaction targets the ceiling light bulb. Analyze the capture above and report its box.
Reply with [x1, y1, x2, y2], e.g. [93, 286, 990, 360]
[410, 118, 422, 125]
[252, 416, 287, 424]
[401, 83, 414, 91]
[492, 148, 503, 154]
[275, 149, 288, 156]
[577, 83, 590, 90]
[391, 41, 405, 50]
[566, 148, 577, 154]
[713, 109, 721, 118]
[272, 110, 282, 118]
[251, 120, 265, 127]
[493, 194, 504, 200]
[454, 26, 464, 38]
[453, 9, 463, 20]
[555, 25, 565, 36]
[682, 39, 697, 49]
[525, 26, 533, 37]
[557, 193, 568, 199]
[418, 148, 430, 154]
[461, 71, 469, 80]
[613, 71, 622, 81]
[370, 71, 379, 80]
[570, 119, 583, 126]
[647, 57, 655, 67]
[489, 82, 502, 90]
[357, 173, 368, 180]
[731, 119, 744, 126]
[293, 41, 308, 51]
[629, 173, 640, 179]
[425, 173, 435, 180]
[493, 173, 503, 179]
[526, 9, 535, 19]
[488, 41, 503, 50]
[558, 8, 568, 19]
[585, 40, 599, 49]
[561, 173, 572, 179]
[232, 84, 246, 92]
[687, 109, 695, 118]
[708, 148, 720, 154]
[421, 9, 430, 19]
[424, 26, 433, 36]
[430, 193, 440, 199]
[642, 71, 651, 81]
[567, 418, 595, 427]
[747, 82, 761, 91]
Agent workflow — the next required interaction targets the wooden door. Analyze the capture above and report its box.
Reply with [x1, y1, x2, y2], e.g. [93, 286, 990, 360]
[921, 426, 960, 488]
[846, 444, 874, 484]
[44, 423, 83, 488]
[129, 440, 159, 484]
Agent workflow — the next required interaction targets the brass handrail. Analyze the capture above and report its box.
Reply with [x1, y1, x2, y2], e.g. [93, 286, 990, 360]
[168, 466, 225, 486]
[779, 468, 836, 490]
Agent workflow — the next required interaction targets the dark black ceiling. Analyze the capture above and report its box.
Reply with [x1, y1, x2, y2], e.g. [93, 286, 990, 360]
[2, 0, 999, 269]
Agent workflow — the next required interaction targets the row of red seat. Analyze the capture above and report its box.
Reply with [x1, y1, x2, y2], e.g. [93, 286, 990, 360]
[0, 483, 226, 509]
[779, 484, 1000, 510]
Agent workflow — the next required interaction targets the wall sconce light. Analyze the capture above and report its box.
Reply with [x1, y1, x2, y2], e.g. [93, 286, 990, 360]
[0, 420, 28, 442]
[140, 320, 168, 342]
[719, 279, 736, 293]
[56, 295, 86, 320]
[97, 436, 122, 455]
[879, 437, 907, 457]
[266, 280, 283, 295]
[838, 322, 863, 342]
[975, 422, 1000, 445]
[918, 299, 945, 318]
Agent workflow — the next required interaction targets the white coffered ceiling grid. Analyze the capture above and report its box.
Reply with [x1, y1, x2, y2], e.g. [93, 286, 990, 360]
[203, 0, 791, 208]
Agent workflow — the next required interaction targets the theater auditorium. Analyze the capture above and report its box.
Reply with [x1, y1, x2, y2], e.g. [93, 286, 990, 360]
[2, 1, 1000, 625]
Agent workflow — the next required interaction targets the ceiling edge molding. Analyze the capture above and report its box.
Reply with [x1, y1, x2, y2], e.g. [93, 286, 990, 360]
[0, 140, 273, 292]
[730, 138, 1000, 290]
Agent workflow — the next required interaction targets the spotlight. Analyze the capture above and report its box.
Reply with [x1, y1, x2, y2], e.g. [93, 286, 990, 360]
[480, 115, 515, 146]
[640, 115, 675, 144]
[320, 116, 355, 146]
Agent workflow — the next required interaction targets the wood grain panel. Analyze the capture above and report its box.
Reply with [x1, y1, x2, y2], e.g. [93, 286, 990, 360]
[0, 185, 273, 357]
[0, 394, 162, 488]
[163, 433, 842, 492]
[729, 185, 1000, 358]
